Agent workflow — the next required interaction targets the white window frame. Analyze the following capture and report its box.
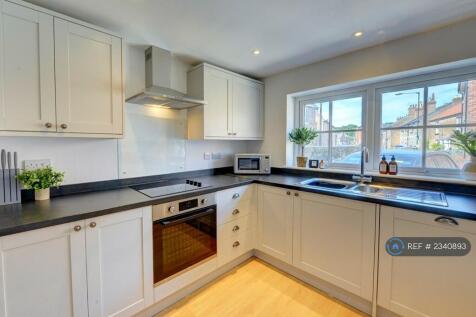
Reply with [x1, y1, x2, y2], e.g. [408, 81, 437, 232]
[292, 64, 476, 178]
[296, 89, 367, 170]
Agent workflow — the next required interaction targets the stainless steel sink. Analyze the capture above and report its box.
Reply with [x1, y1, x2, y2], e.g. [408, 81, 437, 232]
[299, 178, 355, 190]
[349, 184, 382, 194]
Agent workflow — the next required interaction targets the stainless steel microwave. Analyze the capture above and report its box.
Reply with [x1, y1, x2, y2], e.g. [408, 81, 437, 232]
[234, 154, 271, 174]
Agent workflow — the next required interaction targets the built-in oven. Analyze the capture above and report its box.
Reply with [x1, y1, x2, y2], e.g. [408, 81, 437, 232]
[152, 193, 217, 284]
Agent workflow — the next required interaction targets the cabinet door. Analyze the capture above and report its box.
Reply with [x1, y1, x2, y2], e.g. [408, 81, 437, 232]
[257, 185, 293, 263]
[378, 206, 476, 317]
[203, 67, 233, 138]
[0, 221, 88, 317]
[232, 77, 263, 138]
[85, 207, 153, 317]
[293, 192, 376, 300]
[55, 18, 123, 134]
[0, 1, 55, 132]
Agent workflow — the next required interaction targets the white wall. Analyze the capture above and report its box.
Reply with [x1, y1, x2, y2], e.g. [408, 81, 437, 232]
[0, 44, 249, 185]
[250, 17, 476, 167]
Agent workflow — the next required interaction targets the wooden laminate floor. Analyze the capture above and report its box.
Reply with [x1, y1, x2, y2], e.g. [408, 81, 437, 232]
[155, 258, 368, 317]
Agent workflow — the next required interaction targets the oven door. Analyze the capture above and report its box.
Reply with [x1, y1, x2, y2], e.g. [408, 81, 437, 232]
[235, 156, 261, 173]
[153, 206, 217, 284]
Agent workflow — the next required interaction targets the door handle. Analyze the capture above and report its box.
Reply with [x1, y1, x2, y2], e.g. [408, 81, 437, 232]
[232, 209, 240, 215]
[434, 216, 458, 226]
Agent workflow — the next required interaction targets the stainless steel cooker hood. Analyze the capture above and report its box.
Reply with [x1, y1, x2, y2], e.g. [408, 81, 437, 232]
[126, 46, 205, 109]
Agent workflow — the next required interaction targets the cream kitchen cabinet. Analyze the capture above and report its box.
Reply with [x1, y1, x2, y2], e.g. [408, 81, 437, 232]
[0, 207, 152, 317]
[378, 206, 476, 317]
[0, 0, 124, 137]
[293, 192, 376, 300]
[187, 63, 264, 140]
[256, 185, 294, 264]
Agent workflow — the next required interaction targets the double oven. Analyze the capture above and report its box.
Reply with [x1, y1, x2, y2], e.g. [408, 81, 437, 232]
[152, 193, 217, 284]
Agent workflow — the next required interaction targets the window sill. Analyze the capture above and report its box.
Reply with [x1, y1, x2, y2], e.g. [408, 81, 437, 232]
[283, 166, 476, 186]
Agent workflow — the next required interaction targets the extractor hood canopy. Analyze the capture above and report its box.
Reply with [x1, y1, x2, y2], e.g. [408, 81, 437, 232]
[126, 46, 205, 109]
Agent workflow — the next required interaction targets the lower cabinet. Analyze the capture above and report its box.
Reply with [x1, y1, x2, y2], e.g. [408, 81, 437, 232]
[0, 207, 153, 317]
[378, 206, 476, 317]
[293, 192, 376, 300]
[257, 185, 294, 264]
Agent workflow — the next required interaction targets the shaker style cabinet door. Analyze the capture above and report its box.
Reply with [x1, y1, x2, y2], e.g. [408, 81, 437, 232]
[292, 192, 376, 300]
[378, 206, 476, 317]
[54, 18, 123, 134]
[0, 1, 56, 132]
[257, 185, 294, 264]
[0, 221, 88, 317]
[231, 77, 263, 139]
[85, 207, 153, 317]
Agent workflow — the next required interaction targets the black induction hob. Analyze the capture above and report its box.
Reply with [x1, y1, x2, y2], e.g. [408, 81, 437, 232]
[133, 179, 210, 198]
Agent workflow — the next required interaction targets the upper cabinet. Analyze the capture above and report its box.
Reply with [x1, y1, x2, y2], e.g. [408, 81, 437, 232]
[0, 0, 124, 137]
[187, 63, 264, 140]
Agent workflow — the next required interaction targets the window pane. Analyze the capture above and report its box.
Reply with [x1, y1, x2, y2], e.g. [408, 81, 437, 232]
[303, 102, 330, 131]
[381, 88, 424, 128]
[332, 97, 362, 130]
[331, 131, 362, 164]
[426, 127, 471, 169]
[427, 80, 476, 126]
[381, 129, 423, 168]
[304, 132, 329, 160]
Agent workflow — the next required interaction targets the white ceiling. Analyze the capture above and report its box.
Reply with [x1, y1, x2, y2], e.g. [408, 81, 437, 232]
[27, 0, 476, 78]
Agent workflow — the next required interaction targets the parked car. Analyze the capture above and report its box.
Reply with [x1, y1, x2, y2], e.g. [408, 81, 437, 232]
[336, 149, 459, 169]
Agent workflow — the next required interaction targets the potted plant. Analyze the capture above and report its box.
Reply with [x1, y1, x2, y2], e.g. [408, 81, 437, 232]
[450, 130, 476, 180]
[288, 127, 319, 168]
[17, 166, 65, 200]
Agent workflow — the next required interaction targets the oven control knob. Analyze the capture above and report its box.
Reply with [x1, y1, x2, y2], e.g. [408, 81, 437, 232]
[201, 198, 208, 205]
[168, 206, 176, 213]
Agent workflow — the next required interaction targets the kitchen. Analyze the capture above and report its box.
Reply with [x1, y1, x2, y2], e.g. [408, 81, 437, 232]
[0, 0, 475, 317]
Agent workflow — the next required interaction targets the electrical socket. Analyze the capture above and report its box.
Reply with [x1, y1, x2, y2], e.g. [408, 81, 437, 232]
[23, 159, 51, 170]
[203, 152, 211, 160]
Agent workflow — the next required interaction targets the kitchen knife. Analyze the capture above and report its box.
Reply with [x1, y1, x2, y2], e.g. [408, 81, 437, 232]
[13, 152, 18, 201]
[7, 152, 11, 202]
[1, 150, 5, 203]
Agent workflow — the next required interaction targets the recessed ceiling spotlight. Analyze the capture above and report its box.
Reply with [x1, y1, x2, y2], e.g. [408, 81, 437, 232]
[353, 31, 364, 37]
[252, 49, 261, 55]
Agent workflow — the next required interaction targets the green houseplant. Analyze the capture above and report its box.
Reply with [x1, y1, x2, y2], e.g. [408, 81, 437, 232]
[450, 130, 476, 180]
[288, 127, 319, 168]
[16, 166, 65, 200]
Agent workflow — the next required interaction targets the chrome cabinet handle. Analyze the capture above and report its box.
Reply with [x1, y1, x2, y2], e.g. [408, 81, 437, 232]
[73, 225, 82, 232]
[286, 191, 291, 195]
[89, 222, 97, 228]
[45, 122, 53, 128]
[232, 225, 240, 232]
[232, 209, 240, 215]
[232, 241, 240, 248]
[435, 216, 459, 226]
[232, 193, 240, 199]
[60, 123, 68, 129]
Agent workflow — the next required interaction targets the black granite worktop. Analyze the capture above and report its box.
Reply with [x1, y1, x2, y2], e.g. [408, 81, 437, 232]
[0, 171, 475, 237]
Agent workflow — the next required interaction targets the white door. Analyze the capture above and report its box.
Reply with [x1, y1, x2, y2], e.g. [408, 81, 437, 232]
[293, 192, 376, 300]
[85, 207, 153, 317]
[257, 185, 294, 263]
[378, 206, 476, 317]
[232, 77, 263, 138]
[0, 221, 88, 317]
[0, 1, 56, 132]
[203, 67, 233, 138]
[54, 18, 123, 134]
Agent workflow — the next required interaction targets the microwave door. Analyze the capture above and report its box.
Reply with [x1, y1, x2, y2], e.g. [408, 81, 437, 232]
[238, 158, 260, 171]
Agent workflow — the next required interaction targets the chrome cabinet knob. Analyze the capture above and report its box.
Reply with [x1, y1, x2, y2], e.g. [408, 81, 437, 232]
[294, 192, 299, 197]
[45, 122, 53, 128]
[201, 198, 208, 205]
[73, 225, 82, 232]
[60, 123, 68, 129]
[232, 209, 240, 215]
[89, 222, 96, 228]
[232, 225, 240, 232]
[232, 193, 240, 199]
[168, 206, 176, 213]
[286, 191, 291, 195]
[232, 241, 240, 248]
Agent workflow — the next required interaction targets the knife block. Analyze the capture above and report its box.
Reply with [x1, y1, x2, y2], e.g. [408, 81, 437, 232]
[1, 169, 21, 205]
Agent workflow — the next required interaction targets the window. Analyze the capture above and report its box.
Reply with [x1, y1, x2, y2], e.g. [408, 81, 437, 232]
[377, 77, 476, 173]
[299, 93, 364, 168]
